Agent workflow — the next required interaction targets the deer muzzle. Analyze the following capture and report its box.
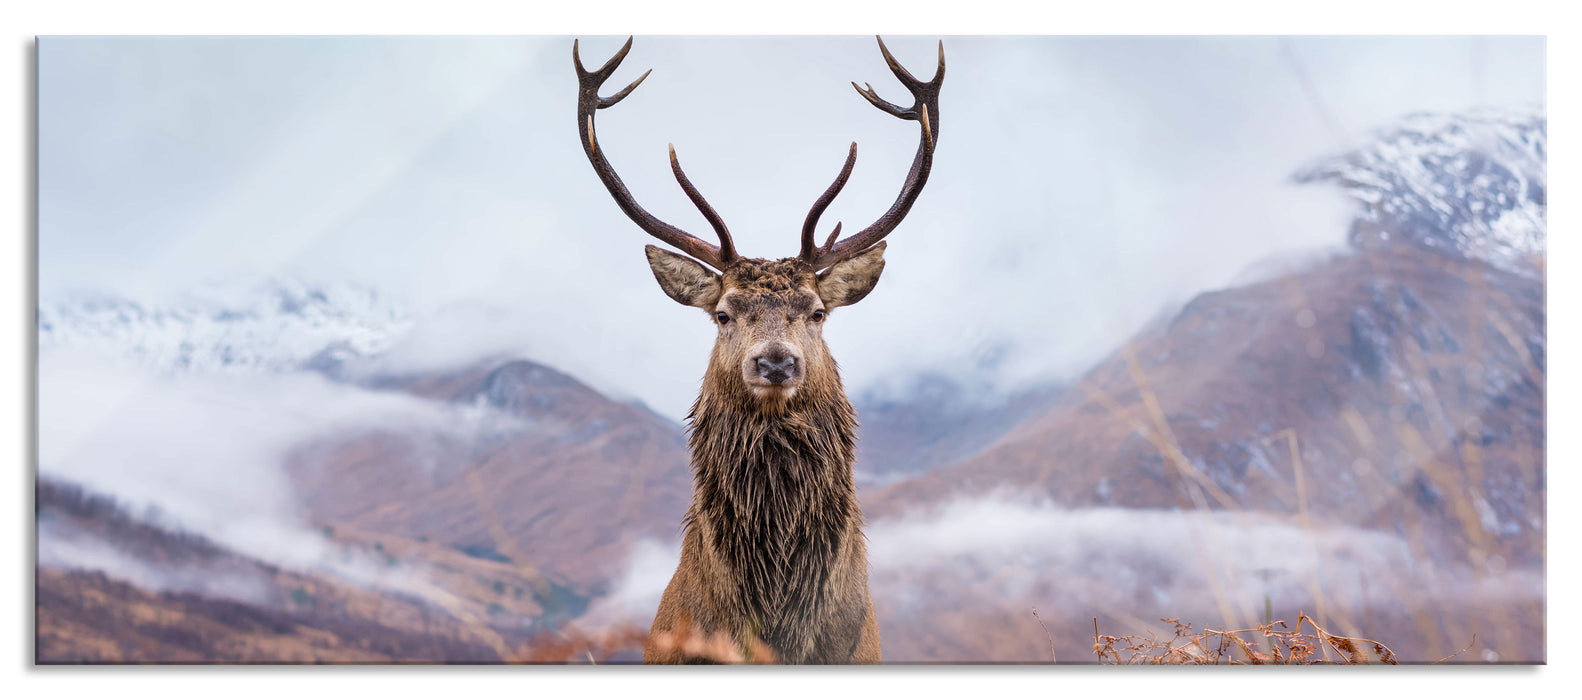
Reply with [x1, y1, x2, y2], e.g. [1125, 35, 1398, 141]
[745, 344, 803, 395]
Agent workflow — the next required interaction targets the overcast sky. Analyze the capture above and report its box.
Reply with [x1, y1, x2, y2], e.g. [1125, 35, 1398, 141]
[38, 36, 1545, 417]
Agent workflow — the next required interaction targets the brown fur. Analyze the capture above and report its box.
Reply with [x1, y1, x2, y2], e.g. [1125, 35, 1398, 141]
[642, 247, 887, 664]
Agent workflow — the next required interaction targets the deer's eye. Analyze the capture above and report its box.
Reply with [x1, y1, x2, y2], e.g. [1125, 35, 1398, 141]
[811, 310, 826, 323]
[715, 311, 731, 324]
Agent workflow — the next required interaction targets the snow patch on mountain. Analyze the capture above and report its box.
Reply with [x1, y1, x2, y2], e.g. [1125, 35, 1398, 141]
[37, 279, 413, 374]
[1296, 107, 1546, 276]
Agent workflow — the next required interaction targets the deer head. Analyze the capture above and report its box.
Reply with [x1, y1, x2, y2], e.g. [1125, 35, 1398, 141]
[574, 36, 943, 408]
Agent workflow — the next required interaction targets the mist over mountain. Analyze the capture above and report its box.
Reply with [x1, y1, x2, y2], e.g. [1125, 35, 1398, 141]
[42, 36, 1547, 423]
[863, 107, 1546, 662]
[37, 105, 1546, 663]
[38, 279, 412, 374]
[852, 373, 1067, 490]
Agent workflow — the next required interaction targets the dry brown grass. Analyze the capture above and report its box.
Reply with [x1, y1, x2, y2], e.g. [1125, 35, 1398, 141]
[509, 623, 652, 664]
[1091, 613, 1476, 665]
[510, 617, 777, 664]
[512, 611, 1450, 666]
[645, 619, 779, 665]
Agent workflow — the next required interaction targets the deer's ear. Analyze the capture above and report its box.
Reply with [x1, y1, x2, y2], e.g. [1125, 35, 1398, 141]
[817, 242, 886, 309]
[646, 245, 722, 309]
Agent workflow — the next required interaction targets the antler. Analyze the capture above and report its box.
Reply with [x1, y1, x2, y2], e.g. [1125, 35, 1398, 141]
[801, 36, 944, 271]
[575, 37, 738, 271]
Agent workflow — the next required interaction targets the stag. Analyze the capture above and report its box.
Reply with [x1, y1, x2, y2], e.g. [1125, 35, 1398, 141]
[573, 36, 943, 664]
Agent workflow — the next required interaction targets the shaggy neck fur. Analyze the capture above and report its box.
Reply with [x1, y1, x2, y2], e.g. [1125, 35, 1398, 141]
[683, 358, 862, 661]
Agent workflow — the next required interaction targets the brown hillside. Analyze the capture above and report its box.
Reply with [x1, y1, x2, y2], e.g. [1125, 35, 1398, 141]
[36, 479, 540, 663]
[284, 359, 693, 594]
[863, 247, 1544, 663]
[869, 248, 1543, 570]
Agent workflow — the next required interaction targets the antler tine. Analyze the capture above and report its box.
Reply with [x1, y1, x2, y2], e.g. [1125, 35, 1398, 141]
[800, 142, 858, 262]
[574, 36, 634, 83]
[600, 68, 651, 108]
[670, 144, 737, 263]
[851, 81, 909, 119]
[808, 37, 945, 271]
[575, 37, 734, 271]
[875, 36, 920, 87]
[823, 222, 843, 251]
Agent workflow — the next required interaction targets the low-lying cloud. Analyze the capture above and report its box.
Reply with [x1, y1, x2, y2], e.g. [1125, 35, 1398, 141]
[36, 349, 524, 583]
[572, 493, 1544, 655]
[867, 494, 1543, 635]
[573, 538, 682, 630]
[37, 516, 275, 605]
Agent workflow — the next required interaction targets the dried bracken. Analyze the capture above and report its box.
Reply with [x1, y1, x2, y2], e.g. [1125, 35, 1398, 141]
[1090, 613, 1414, 665]
[510, 624, 652, 664]
[645, 615, 779, 665]
[512, 617, 778, 665]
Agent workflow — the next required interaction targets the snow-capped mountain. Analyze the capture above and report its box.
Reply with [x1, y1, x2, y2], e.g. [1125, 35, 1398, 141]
[1295, 107, 1546, 276]
[868, 108, 1547, 662]
[37, 279, 413, 374]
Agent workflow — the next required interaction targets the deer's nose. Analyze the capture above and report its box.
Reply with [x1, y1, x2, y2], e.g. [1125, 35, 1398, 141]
[755, 352, 799, 384]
